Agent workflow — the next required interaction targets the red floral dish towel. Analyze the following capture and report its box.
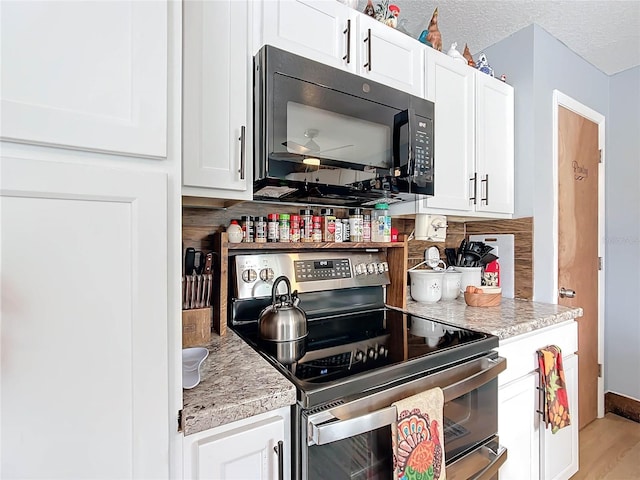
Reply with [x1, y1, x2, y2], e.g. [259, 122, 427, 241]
[537, 345, 571, 434]
[392, 387, 446, 480]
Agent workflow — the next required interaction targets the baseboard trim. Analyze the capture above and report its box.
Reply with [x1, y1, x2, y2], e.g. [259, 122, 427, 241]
[605, 392, 640, 423]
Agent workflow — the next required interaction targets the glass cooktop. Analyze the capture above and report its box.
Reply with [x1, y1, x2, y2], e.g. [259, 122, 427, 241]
[231, 307, 496, 407]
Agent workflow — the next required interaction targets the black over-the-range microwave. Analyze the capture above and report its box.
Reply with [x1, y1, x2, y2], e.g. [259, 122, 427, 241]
[254, 45, 435, 207]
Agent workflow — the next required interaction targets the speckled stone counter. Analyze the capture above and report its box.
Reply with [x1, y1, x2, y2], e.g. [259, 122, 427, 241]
[404, 296, 583, 340]
[182, 329, 296, 436]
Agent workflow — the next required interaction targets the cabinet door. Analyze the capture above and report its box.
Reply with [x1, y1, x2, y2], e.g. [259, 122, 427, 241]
[541, 354, 579, 480]
[475, 74, 514, 215]
[424, 51, 475, 211]
[260, 0, 354, 71]
[1, 156, 169, 478]
[498, 373, 540, 480]
[356, 15, 425, 96]
[193, 417, 285, 480]
[183, 0, 252, 198]
[0, 1, 167, 158]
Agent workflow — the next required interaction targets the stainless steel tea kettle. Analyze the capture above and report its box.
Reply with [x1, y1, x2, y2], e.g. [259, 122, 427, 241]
[258, 276, 308, 343]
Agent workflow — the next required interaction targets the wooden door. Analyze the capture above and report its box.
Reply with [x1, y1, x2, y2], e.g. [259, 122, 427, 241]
[557, 105, 600, 429]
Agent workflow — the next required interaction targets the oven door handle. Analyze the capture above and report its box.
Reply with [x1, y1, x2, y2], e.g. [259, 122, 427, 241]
[446, 437, 507, 480]
[308, 405, 397, 446]
[442, 356, 506, 402]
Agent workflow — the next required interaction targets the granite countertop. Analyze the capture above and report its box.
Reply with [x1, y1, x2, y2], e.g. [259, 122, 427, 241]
[404, 296, 583, 340]
[181, 330, 296, 436]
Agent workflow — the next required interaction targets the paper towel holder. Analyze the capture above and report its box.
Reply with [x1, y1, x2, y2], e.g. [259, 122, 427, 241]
[415, 214, 448, 241]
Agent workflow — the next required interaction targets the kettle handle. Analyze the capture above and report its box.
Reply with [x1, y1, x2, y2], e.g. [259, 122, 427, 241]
[271, 276, 292, 305]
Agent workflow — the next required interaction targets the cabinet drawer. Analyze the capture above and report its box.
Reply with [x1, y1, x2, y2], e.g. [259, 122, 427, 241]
[497, 321, 578, 386]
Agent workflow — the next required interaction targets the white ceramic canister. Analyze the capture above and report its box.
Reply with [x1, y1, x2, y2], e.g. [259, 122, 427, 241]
[441, 269, 463, 300]
[456, 266, 482, 293]
[408, 269, 443, 303]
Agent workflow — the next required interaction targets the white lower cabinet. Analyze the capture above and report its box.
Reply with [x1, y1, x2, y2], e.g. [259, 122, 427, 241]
[184, 407, 290, 480]
[498, 322, 579, 480]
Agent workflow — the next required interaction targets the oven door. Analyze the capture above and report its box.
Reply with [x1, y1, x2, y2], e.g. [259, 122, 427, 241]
[300, 354, 507, 480]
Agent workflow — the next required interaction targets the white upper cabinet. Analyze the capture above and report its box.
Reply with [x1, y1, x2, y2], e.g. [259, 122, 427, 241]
[258, 0, 424, 96]
[259, 0, 356, 71]
[182, 0, 253, 199]
[354, 14, 424, 96]
[391, 51, 514, 218]
[423, 50, 475, 211]
[0, 1, 167, 158]
[475, 73, 515, 216]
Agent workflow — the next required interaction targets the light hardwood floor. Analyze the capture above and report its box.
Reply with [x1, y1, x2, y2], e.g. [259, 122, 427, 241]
[571, 413, 640, 479]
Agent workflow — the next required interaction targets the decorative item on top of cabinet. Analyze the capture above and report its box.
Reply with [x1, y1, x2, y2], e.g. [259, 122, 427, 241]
[463, 43, 476, 67]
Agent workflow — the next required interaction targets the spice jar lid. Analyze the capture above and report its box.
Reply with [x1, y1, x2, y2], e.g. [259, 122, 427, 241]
[300, 208, 314, 215]
[349, 208, 363, 215]
[374, 203, 389, 209]
[279, 213, 290, 220]
[320, 208, 334, 215]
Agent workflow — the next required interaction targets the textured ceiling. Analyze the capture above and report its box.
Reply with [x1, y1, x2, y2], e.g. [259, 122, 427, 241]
[355, 0, 640, 75]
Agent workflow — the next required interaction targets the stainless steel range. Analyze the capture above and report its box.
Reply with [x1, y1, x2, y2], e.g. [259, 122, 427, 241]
[230, 250, 507, 480]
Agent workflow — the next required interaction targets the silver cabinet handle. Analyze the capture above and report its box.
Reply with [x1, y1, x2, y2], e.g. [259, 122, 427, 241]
[559, 287, 576, 298]
[273, 440, 283, 480]
[363, 28, 372, 71]
[442, 356, 506, 402]
[469, 172, 478, 204]
[342, 19, 351, 64]
[238, 125, 246, 180]
[309, 405, 397, 446]
[481, 174, 489, 205]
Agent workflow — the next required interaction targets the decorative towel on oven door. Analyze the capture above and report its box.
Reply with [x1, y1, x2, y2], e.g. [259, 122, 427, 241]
[392, 387, 446, 480]
[537, 345, 571, 434]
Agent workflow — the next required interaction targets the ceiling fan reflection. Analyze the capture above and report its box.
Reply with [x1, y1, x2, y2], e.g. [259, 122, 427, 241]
[282, 128, 353, 156]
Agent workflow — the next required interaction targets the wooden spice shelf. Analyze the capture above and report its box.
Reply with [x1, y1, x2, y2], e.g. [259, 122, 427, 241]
[212, 232, 408, 336]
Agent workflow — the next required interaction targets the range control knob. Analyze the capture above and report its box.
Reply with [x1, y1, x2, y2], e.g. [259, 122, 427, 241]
[367, 347, 378, 360]
[241, 269, 257, 283]
[377, 262, 387, 274]
[354, 350, 365, 362]
[367, 263, 377, 275]
[355, 263, 367, 276]
[259, 268, 275, 282]
[378, 345, 388, 357]
[380, 261, 389, 272]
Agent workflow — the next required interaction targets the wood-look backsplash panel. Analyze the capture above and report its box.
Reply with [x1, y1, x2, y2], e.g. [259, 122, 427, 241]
[466, 217, 534, 299]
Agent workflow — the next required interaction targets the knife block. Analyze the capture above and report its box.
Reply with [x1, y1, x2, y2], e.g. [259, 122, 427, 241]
[182, 308, 212, 347]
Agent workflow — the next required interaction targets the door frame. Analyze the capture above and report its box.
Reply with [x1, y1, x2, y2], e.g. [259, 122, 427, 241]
[552, 90, 605, 418]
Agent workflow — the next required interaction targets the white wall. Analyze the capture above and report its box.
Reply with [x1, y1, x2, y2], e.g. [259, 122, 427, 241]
[605, 66, 640, 401]
[485, 25, 640, 401]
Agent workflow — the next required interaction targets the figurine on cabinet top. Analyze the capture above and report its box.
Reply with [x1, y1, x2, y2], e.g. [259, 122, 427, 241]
[363, 0, 375, 17]
[418, 7, 442, 51]
[463, 43, 476, 67]
[476, 53, 495, 77]
[447, 42, 467, 64]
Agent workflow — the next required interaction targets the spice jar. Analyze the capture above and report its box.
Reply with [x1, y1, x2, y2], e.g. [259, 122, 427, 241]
[254, 216, 267, 243]
[300, 209, 314, 242]
[320, 208, 336, 242]
[363, 212, 371, 242]
[267, 213, 279, 242]
[312, 215, 323, 242]
[342, 219, 350, 242]
[348, 208, 364, 242]
[241, 215, 254, 242]
[290, 214, 301, 243]
[279, 214, 291, 243]
[372, 203, 391, 242]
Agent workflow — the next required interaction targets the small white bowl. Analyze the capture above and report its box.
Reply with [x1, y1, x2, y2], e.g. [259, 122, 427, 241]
[182, 347, 209, 389]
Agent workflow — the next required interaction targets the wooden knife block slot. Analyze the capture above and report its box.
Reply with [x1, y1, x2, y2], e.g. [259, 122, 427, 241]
[182, 308, 212, 347]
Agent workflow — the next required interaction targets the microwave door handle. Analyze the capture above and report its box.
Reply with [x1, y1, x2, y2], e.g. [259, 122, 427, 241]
[308, 405, 397, 446]
[392, 108, 415, 178]
[442, 356, 506, 402]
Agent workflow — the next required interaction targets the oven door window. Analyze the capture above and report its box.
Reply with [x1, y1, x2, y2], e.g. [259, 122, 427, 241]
[269, 73, 409, 187]
[307, 427, 392, 480]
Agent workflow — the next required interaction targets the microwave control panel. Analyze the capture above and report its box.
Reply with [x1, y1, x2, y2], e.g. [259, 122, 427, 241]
[414, 118, 433, 181]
